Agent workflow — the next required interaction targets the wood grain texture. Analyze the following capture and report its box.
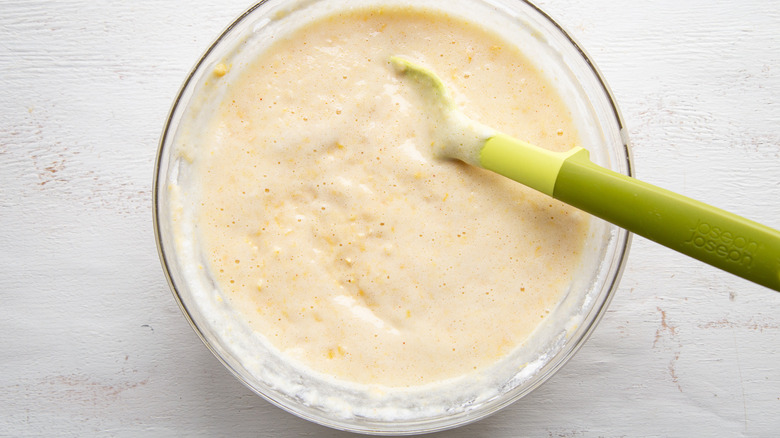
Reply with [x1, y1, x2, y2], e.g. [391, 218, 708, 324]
[1, 0, 778, 436]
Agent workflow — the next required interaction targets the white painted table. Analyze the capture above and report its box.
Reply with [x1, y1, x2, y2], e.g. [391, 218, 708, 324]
[2, 1, 778, 436]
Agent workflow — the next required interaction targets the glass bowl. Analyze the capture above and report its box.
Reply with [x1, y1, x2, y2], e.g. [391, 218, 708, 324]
[154, 0, 632, 434]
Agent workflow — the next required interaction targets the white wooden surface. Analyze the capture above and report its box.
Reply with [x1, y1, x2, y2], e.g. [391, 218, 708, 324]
[2, 1, 778, 436]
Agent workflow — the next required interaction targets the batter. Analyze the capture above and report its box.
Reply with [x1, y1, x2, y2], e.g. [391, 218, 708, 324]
[187, 7, 588, 387]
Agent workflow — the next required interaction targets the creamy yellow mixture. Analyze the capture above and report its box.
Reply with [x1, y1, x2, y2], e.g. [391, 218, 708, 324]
[190, 7, 588, 387]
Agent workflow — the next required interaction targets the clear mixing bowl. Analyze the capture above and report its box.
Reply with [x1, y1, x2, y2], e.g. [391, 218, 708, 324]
[154, 0, 632, 434]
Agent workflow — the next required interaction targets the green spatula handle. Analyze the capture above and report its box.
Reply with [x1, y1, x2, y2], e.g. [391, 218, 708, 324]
[481, 134, 780, 292]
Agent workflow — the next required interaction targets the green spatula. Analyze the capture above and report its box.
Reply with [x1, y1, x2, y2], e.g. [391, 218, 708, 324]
[390, 56, 780, 292]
